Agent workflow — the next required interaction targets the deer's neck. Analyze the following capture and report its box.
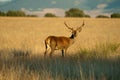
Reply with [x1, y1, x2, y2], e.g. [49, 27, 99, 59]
[70, 34, 75, 39]
[69, 34, 75, 45]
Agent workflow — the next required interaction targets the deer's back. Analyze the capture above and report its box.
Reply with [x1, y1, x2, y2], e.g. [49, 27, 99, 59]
[45, 36, 71, 49]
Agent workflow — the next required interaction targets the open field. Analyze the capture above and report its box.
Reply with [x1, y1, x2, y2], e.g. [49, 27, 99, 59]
[0, 17, 120, 80]
[0, 17, 120, 55]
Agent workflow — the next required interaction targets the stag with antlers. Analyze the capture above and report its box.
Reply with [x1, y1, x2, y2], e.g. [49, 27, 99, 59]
[44, 21, 84, 57]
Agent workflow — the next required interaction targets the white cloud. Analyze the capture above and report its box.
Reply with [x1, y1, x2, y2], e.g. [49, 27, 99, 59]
[85, 9, 111, 17]
[51, 1, 57, 4]
[85, 3, 110, 17]
[97, 4, 108, 9]
[106, 0, 115, 3]
[38, 8, 42, 10]
[74, 0, 80, 6]
[74, 0, 85, 6]
[21, 8, 65, 17]
[0, 0, 11, 2]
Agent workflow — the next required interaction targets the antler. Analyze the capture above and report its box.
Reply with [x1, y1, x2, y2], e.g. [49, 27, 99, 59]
[64, 22, 73, 30]
[81, 20, 85, 27]
[76, 20, 85, 32]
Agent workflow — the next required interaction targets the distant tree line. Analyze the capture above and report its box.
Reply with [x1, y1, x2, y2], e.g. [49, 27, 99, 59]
[0, 8, 120, 18]
[0, 10, 37, 17]
[44, 8, 90, 18]
[44, 8, 120, 18]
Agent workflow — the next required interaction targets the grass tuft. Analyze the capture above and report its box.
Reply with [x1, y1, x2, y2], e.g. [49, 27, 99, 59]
[75, 42, 120, 60]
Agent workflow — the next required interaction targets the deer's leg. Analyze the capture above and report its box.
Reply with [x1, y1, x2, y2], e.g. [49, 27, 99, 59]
[49, 48, 55, 57]
[49, 40, 56, 57]
[44, 44, 51, 57]
[61, 49, 64, 57]
[49, 44, 56, 57]
[44, 47, 49, 57]
[44, 41, 48, 57]
[61, 48, 67, 57]
[64, 48, 67, 57]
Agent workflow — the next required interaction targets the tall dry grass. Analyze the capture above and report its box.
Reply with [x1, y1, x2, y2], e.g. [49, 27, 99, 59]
[0, 17, 120, 55]
[0, 17, 120, 80]
[0, 49, 120, 80]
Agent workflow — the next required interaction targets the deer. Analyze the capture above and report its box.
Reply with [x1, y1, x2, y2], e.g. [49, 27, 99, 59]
[44, 21, 85, 57]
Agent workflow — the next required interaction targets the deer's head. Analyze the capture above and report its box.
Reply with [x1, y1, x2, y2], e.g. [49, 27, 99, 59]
[64, 21, 85, 38]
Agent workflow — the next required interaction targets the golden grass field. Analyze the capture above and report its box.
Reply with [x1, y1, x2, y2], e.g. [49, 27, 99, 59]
[0, 17, 120, 80]
[0, 17, 120, 55]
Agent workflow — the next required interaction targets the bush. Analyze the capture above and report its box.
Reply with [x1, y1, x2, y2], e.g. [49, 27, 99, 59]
[27, 15, 37, 17]
[0, 11, 6, 16]
[84, 14, 91, 18]
[111, 13, 120, 18]
[65, 8, 85, 17]
[44, 13, 57, 17]
[96, 15, 109, 18]
[6, 10, 26, 17]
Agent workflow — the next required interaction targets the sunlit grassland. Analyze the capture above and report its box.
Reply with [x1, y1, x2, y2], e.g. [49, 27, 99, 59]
[0, 17, 120, 80]
[0, 17, 120, 54]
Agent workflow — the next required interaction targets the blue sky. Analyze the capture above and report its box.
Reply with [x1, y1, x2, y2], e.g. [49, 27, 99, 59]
[0, 0, 120, 17]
